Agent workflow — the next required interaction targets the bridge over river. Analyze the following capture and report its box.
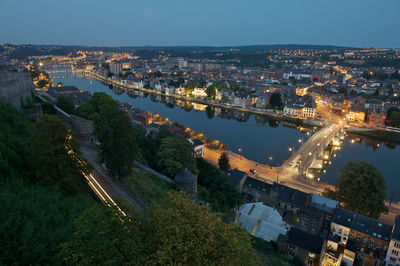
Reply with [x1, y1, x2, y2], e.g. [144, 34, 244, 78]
[204, 122, 344, 194]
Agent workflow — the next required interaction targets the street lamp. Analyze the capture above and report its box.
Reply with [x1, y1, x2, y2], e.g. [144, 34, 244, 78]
[268, 156, 273, 169]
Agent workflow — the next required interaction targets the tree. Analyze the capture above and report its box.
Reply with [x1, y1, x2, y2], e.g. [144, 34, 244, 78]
[197, 158, 240, 212]
[387, 111, 400, 127]
[157, 137, 198, 178]
[95, 104, 138, 177]
[61, 192, 258, 265]
[206, 86, 216, 99]
[220, 143, 228, 151]
[36, 79, 49, 88]
[28, 115, 87, 193]
[56, 96, 75, 114]
[76, 93, 139, 176]
[218, 152, 230, 172]
[323, 161, 387, 219]
[0, 103, 93, 265]
[269, 92, 283, 108]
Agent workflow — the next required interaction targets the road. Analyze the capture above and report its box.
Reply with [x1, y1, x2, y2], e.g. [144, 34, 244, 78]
[204, 146, 334, 195]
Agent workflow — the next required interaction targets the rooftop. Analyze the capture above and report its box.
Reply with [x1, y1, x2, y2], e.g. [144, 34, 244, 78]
[236, 202, 290, 242]
[285, 227, 325, 254]
[174, 168, 197, 184]
[273, 183, 308, 209]
[310, 193, 339, 214]
[332, 208, 392, 242]
[226, 168, 247, 188]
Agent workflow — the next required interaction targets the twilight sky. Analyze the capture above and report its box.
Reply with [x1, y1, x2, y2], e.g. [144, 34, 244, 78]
[0, 0, 399, 48]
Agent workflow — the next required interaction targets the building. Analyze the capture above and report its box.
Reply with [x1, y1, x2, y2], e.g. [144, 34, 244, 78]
[272, 184, 326, 236]
[278, 227, 326, 266]
[174, 168, 197, 201]
[302, 101, 317, 118]
[284, 103, 303, 116]
[109, 62, 123, 75]
[330, 208, 392, 264]
[255, 93, 271, 109]
[187, 139, 205, 158]
[346, 105, 366, 122]
[192, 87, 207, 98]
[232, 93, 251, 108]
[241, 176, 272, 203]
[385, 215, 400, 266]
[177, 58, 187, 70]
[48, 86, 91, 107]
[165, 86, 175, 95]
[282, 69, 312, 80]
[331, 99, 344, 113]
[368, 108, 386, 126]
[226, 169, 248, 191]
[234, 202, 291, 242]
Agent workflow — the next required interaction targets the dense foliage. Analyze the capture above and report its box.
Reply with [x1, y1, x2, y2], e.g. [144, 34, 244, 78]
[324, 161, 387, 219]
[56, 96, 75, 114]
[197, 158, 240, 212]
[61, 192, 259, 265]
[157, 136, 199, 177]
[387, 107, 400, 127]
[0, 103, 93, 264]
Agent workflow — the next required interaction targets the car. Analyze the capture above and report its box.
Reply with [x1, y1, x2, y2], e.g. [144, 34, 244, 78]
[249, 168, 256, 174]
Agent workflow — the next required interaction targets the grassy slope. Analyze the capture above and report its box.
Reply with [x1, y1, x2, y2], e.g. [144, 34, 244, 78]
[122, 167, 173, 209]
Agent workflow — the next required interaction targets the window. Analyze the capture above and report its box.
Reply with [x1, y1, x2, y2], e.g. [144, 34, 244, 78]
[289, 244, 296, 250]
[376, 242, 381, 248]
[395, 242, 400, 249]
[390, 256, 397, 262]
[338, 228, 342, 234]
[288, 251, 295, 257]
[369, 239, 374, 246]
[392, 249, 399, 256]
[350, 232, 355, 238]
[307, 259, 313, 265]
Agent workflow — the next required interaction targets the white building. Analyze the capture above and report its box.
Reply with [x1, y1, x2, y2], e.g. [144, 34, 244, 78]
[282, 69, 312, 80]
[192, 87, 207, 98]
[385, 215, 400, 266]
[284, 104, 303, 116]
[302, 102, 317, 118]
[232, 93, 250, 108]
[177, 58, 187, 70]
[235, 202, 290, 242]
[187, 139, 205, 158]
[133, 80, 144, 89]
[165, 86, 175, 95]
[154, 83, 162, 92]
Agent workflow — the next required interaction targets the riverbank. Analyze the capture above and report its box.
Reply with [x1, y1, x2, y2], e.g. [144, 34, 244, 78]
[346, 127, 400, 144]
[78, 70, 325, 128]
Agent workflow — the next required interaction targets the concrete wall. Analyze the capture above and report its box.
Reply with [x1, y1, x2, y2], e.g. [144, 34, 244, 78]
[0, 67, 34, 110]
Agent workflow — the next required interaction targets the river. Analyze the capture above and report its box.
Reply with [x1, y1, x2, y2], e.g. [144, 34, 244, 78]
[52, 73, 400, 201]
